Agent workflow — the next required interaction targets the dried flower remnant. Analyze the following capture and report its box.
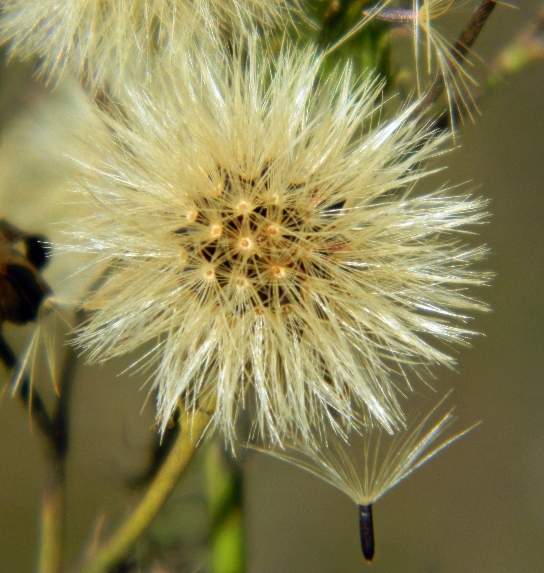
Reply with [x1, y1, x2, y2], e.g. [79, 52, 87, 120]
[253, 394, 473, 562]
[69, 39, 488, 445]
[0, 220, 74, 395]
[0, 219, 50, 326]
[0, 0, 298, 91]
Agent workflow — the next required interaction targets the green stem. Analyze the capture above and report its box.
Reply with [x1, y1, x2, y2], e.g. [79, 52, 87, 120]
[0, 329, 76, 573]
[38, 327, 78, 573]
[81, 407, 212, 573]
[38, 458, 65, 573]
[205, 441, 245, 573]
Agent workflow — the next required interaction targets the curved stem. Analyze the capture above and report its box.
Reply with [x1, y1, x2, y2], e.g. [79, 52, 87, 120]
[206, 441, 245, 573]
[38, 338, 78, 573]
[38, 459, 65, 573]
[0, 329, 76, 573]
[81, 407, 212, 573]
[415, 0, 498, 118]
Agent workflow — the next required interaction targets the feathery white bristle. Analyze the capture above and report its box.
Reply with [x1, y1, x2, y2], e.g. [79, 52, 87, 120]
[412, 0, 480, 121]
[252, 393, 475, 505]
[9, 297, 75, 396]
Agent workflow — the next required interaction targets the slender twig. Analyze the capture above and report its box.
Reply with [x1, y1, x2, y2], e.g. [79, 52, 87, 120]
[416, 0, 498, 117]
[38, 335, 79, 573]
[0, 322, 78, 573]
[80, 406, 212, 573]
[38, 455, 66, 573]
[457, 0, 498, 55]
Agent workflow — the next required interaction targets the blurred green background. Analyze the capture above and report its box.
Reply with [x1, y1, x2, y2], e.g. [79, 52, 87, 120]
[0, 2, 543, 572]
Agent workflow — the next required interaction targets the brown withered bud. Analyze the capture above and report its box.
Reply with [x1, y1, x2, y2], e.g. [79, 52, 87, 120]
[0, 219, 51, 325]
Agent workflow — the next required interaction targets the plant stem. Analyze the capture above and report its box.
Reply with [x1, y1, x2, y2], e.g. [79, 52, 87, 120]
[0, 318, 78, 573]
[81, 407, 212, 573]
[38, 456, 65, 573]
[127, 413, 180, 488]
[37, 337, 78, 573]
[205, 441, 245, 573]
[416, 0, 498, 116]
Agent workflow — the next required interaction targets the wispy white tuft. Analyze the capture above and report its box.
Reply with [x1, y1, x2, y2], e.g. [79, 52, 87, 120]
[411, 0, 480, 120]
[0, 0, 299, 90]
[252, 394, 474, 505]
[66, 38, 488, 445]
[9, 298, 75, 396]
[358, 1, 480, 121]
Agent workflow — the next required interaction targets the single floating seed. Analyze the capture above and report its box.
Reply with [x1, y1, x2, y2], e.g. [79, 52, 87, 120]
[358, 504, 375, 562]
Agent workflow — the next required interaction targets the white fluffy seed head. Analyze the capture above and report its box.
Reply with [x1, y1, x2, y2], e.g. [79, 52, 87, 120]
[68, 38, 489, 445]
[0, 0, 299, 91]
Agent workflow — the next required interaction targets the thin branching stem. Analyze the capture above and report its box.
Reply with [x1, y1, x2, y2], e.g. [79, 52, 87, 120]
[0, 328, 78, 573]
[416, 0, 498, 117]
[37, 335, 78, 573]
[38, 455, 65, 573]
[80, 407, 212, 573]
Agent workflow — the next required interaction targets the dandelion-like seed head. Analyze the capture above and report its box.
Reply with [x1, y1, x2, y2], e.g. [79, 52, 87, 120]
[169, 162, 356, 319]
[69, 39, 488, 445]
[0, 0, 299, 90]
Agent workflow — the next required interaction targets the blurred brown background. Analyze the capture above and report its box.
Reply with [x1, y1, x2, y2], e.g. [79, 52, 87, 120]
[0, 2, 543, 572]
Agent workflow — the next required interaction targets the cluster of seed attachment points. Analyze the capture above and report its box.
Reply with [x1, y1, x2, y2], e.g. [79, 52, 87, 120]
[174, 165, 346, 313]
